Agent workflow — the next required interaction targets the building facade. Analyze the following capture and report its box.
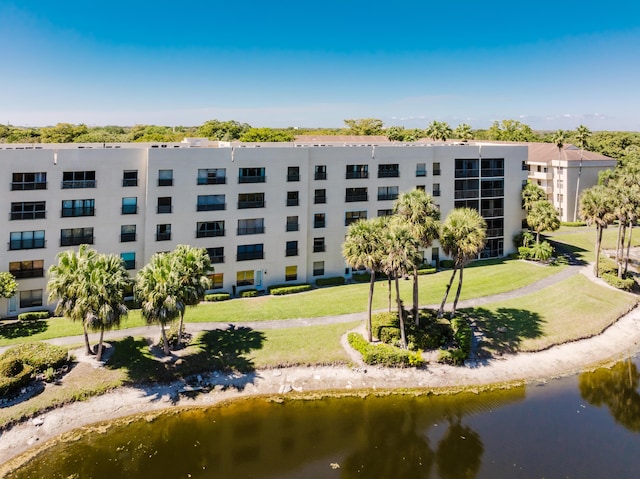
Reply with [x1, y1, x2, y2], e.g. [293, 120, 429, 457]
[0, 140, 528, 317]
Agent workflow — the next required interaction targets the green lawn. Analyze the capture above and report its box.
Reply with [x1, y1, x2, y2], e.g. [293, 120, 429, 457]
[547, 225, 632, 264]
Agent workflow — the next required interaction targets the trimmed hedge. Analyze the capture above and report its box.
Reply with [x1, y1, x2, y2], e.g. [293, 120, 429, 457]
[315, 276, 346, 287]
[269, 284, 312, 295]
[351, 272, 372, 283]
[372, 311, 452, 351]
[417, 267, 436, 275]
[0, 342, 69, 373]
[601, 272, 636, 291]
[239, 289, 258, 298]
[561, 221, 587, 227]
[204, 293, 231, 302]
[439, 259, 455, 269]
[348, 332, 424, 367]
[18, 311, 50, 321]
[0, 363, 34, 398]
[438, 317, 472, 366]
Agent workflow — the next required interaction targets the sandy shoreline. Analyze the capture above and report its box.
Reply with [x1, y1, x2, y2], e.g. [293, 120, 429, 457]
[1, 303, 640, 472]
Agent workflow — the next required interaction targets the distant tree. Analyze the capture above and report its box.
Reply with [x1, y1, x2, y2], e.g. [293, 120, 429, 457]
[344, 118, 384, 135]
[486, 120, 538, 142]
[40, 123, 88, 143]
[579, 185, 615, 277]
[551, 129, 567, 160]
[129, 125, 183, 142]
[386, 126, 408, 142]
[0, 272, 18, 299]
[573, 124, 593, 220]
[239, 128, 294, 142]
[196, 119, 251, 141]
[454, 123, 473, 141]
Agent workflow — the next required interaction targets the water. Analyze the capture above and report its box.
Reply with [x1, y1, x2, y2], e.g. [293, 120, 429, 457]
[8, 355, 640, 479]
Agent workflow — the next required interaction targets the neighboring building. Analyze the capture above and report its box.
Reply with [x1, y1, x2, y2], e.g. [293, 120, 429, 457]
[0, 139, 528, 317]
[525, 142, 617, 222]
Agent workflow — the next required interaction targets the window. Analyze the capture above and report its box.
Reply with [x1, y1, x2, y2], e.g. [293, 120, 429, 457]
[158, 169, 173, 186]
[122, 170, 138, 187]
[557, 180, 564, 189]
[156, 224, 171, 241]
[345, 211, 366, 226]
[481, 158, 504, 177]
[285, 265, 297, 282]
[287, 191, 299, 207]
[455, 159, 479, 178]
[10, 230, 45, 250]
[416, 185, 425, 191]
[238, 192, 265, 209]
[236, 270, 254, 287]
[481, 198, 503, 217]
[60, 227, 94, 246]
[287, 166, 300, 182]
[313, 261, 324, 276]
[11, 201, 46, 220]
[481, 238, 504, 259]
[157, 197, 172, 214]
[209, 273, 224, 289]
[11, 172, 46, 190]
[62, 199, 94, 217]
[238, 167, 265, 183]
[486, 218, 504, 238]
[237, 244, 264, 261]
[314, 189, 326, 204]
[377, 209, 393, 217]
[286, 216, 299, 232]
[378, 164, 399, 178]
[454, 179, 479, 199]
[346, 187, 368, 202]
[315, 165, 327, 180]
[197, 194, 225, 211]
[197, 221, 225, 238]
[10, 260, 44, 279]
[314, 213, 326, 228]
[62, 171, 96, 189]
[455, 199, 479, 210]
[121, 252, 136, 270]
[377, 186, 398, 201]
[198, 168, 226, 185]
[432, 247, 439, 265]
[286, 240, 298, 257]
[346, 164, 368, 179]
[121, 197, 137, 214]
[416, 163, 427, 177]
[432, 183, 441, 197]
[481, 179, 504, 198]
[238, 218, 265, 235]
[20, 289, 43, 308]
[313, 237, 325, 253]
[207, 247, 224, 264]
[522, 161, 529, 171]
[433, 162, 441, 176]
[120, 225, 136, 242]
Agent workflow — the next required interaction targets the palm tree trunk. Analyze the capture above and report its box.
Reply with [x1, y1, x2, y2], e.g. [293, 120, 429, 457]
[96, 327, 105, 362]
[450, 266, 465, 320]
[83, 323, 94, 356]
[595, 225, 603, 278]
[178, 311, 185, 345]
[412, 266, 419, 325]
[624, 220, 634, 276]
[160, 324, 171, 356]
[387, 277, 392, 312]
[395, 275, 407, 349]
[616, 221, 624, 278]
[367, 272, 375, 342]
[438, 266, 458, 318]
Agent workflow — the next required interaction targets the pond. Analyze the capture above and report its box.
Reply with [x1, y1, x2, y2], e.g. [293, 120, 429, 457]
[7, 354, 640, 479]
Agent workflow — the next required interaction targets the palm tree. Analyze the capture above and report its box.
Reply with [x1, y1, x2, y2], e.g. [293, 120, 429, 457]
[573, 124, 592, 221]
[381, 219, 421, 348]
[436, 122, 453, 142]
[85, 253, 131, 361]
[522, 181, 547, 212]
[551, 129, 567, 160]
[343, 217, 387, 342]
[454, 123, 473, 141]
[393, 188, 440, 324]
[47, 244, 99, 356]
[527, 200, 561, 244]
[438, 208, 487, 319]
[171, 245, 213, 343]
[579, 185, 615, 277]
[135, 252, 184, 356]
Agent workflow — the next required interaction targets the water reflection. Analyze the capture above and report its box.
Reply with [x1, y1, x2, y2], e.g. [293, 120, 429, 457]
[579, 359, 640, 432]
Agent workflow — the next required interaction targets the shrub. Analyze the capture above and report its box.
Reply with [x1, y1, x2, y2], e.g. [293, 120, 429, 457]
[439, 259, 454, 269]
[351, 272, 371, 283]
[239, 289, 258, 298]
[315, 276, 346, 287]
[158, 323, 192, 350]
[372, 310, 453, 351]
[18, 311, 50, 321]
[0, 342, 69, 373]
[561, 221, 586, 227]
[417, 267, 436, 275]
[530, 241, 554, 262]
[0, 358, 24, 377]
[347, 332, 424, 367]
[598, 257, 617, 276]
[438, 316, 473, 366]
[204, 293, 231, 302]
[0, 363, 34, 398]
[269, 284, 312, 295]
[601, 273, 636, 291]
[518, 246, 532, 260]
[513, 231, 535, 248]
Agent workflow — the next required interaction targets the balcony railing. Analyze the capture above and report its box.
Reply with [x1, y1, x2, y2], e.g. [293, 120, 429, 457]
[197, 176, 226, 185]
[286, 223, 299, 232]
[237, 227, 265, 235]
[286, 198, 299, 207]
[11, 181, 47, 191]
[238, 175, 266, 183]
[287, 173, 300, 182]
[62, 207, 94, 217]
[122, 260, 136, 270]
[416, 169, 427, 177]
[156, 232, 171, 241]
[313, 245, 326, 253]
[11, 211, 46, 220]
[158, 178, 173, 186]
[11, 268, 44, 279]
[196, 229, 225, 238]
[346, 171, 368, 179]
[122, 178, 138, 187]
[315, 172, 327, 180]
[60, 236, 94, 247]
[238, 200, 265, 209]
[121, 205, 138, 214]
[314, 196, 326, 204]
[481, 168, 504, 177]
[285, 248, 298, 257]
[9, 239, 45, 250]
[486, 228, 504, 238]
[345, 194, 368, 202]
[432, 190, 441, 197]
[210, 255, 224, 264]
[433, 169, 441, 176]
[120, 233, 136, 242]
[481, 188, 504, 198]
[157, 205, 173, 214]
[314, 221, 326, 228]
[377, 193, 398, 201]
[197, 203, 225, 211]
[481, 208, 504, 217]
[378, 170, 399, 178]
[237, 251, 264, 261]
[62, 179, 96, 189]
[455, 169, 479, 178]
[454, 189, 479, 199]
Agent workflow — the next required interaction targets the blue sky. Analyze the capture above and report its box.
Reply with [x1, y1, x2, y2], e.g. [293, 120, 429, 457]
[1, 0, 639, 131]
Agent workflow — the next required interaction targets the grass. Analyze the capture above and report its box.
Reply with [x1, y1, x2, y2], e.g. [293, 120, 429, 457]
[547, 225, 633, 264]
[470, 274, 638, 354]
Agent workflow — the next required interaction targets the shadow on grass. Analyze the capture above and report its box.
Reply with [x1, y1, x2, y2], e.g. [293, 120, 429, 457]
[461, 307, 544, 357]
[548, 239, 588, 265]
[106, 326, 265, 395]
[0, 320, 48, 339]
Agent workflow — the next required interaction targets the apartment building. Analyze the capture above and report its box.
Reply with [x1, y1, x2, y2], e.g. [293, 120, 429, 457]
[0, 139, 528, 317]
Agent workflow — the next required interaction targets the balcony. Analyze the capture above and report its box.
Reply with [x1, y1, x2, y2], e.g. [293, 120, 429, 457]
[11, 268, 44, 279]
[156, 232, 171, 241]
[60, 236, 94, 247]
[237, 251, 264, 261]
[62, 179, 96, 189]
[9, 239, 45, 250]
[198, 176, 226, 185]
[455, 169, 479, 178]
[481, 208, 504, 217]
[238, 175, 266, 183]
[481, 168, 504, 178]
[11, 181, 47, 191]
[315, 172, 327, 180]
[346, 171, 368, 179]
[481, 188, 505, 198]
[454, 189, 479, 199]
[120, 233, 136, 242]
[197, 203, 225, 211]
[196, 230, 225, 238]
[237, 227, 265, 235]
[377, 193, 398, 201]
[486, 228, 504, 238]
[378, 170, 399, 178]
[286, 223, 299, 232]
[285, 248, 298, 257]
[238, 200, 265, 209]
[62, 207, 94, 217]
[345, 194, 368, 202]
[530, 171, 553, 181]
[11, 211, 46, 220]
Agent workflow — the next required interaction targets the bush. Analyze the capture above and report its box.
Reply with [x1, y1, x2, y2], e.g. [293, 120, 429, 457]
[239, 289, 258, 298]
[315, 276, 346, 287]
[598, 257, 617, 276]
[204, 293, 231, 302]
[601, 273, 636, 291]
[561, 221, 586, 227]
[439, 259, 454, 269]
[438, 317, 473, 366]
[348, 332, 424, 367]
[269, 284, 312, 295]
[0, 358, 24, 377]
[0, 342, 69, 373]
[518, 246, 532, 260]
[158, 323, 192, 350]
[530, 241, 554, 261]
[351, 272, 372, 283]
[513, 231, 535, 248]
[18, 311, 50, 320]
[372, 310, 453, 351]
[0, 363, 34, 398]
[417, 267, 436, 275]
